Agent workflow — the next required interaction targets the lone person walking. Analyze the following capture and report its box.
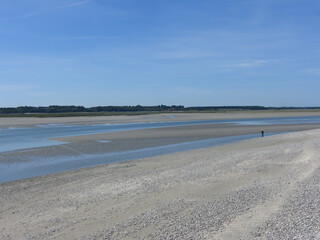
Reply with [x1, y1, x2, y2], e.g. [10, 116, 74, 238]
[261, 130, 264, 137]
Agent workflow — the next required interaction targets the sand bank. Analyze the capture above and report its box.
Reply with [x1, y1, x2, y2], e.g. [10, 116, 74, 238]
[1, 110, 320, 128]
[3, 122, 320, 165]
[1, 128, 320, 239]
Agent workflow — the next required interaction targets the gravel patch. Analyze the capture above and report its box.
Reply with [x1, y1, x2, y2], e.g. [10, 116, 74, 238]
[256, 167, 320, 240]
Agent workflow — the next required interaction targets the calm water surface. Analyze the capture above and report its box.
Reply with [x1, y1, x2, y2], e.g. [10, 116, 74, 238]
[1, 115, 320, 183]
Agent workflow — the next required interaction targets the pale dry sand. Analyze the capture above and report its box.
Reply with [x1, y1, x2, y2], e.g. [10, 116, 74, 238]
[1, 110, 320, 128]
[1, 128, 320, 239]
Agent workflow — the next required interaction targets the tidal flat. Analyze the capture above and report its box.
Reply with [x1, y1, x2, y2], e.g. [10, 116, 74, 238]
[1, 112, 320, 239]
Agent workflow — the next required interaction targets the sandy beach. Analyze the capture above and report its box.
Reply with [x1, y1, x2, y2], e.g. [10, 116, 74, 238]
[1, 113, 320, 239]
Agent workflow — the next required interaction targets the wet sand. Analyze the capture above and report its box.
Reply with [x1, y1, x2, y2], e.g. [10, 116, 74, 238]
[2, 123, 320, 165]
[52, 122, 320, 153]
[1, 113, 320, 239]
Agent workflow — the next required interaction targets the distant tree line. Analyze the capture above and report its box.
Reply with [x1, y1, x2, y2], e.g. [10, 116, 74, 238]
[0, 105, 319, 114]
[186, 106, 267, 111]
[0, 105, 184, 114]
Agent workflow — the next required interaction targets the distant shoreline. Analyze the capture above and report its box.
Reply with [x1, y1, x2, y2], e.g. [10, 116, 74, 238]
[1, 104, 320, 118]
[1, 108, 320, 118]
[2, 111, 320, 129]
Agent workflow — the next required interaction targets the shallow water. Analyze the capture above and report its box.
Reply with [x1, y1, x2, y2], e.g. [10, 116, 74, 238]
[1, 115, 320, 183]
[1, 115, 320, 153]
[0, 132, 280, 183]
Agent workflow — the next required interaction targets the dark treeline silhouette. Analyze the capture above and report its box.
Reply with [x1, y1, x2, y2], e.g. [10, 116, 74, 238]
[186, 106, 267, 111]
[0, 105, 184, 114]
[0, 105, 319, 114]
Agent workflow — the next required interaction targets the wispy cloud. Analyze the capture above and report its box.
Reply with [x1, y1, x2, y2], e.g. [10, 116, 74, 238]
[171, 86, 214, 95]
[303, 68, 320, 76]
[0, 0, 91, 22]
[0, 12, 38, 22]
[143, 28, 291, 62]
[53, 0, 91, 10]
[153, 48, 212, 60]
[54, 36, 116, 41]
[0, 84, 35, 92]
[0, 55, 78, 66]
[227, 59, 281, 68]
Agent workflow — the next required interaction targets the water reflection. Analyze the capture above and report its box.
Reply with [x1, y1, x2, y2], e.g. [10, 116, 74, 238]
[1, 115, 320, 153]
[0, 132, 280, 183]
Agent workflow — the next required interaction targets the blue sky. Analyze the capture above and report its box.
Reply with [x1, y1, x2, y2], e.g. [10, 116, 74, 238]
[0, 0, 319, 107]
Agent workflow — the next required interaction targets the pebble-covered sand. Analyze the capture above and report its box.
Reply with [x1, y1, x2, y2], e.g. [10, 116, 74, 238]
[1, 126, 320, 239]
